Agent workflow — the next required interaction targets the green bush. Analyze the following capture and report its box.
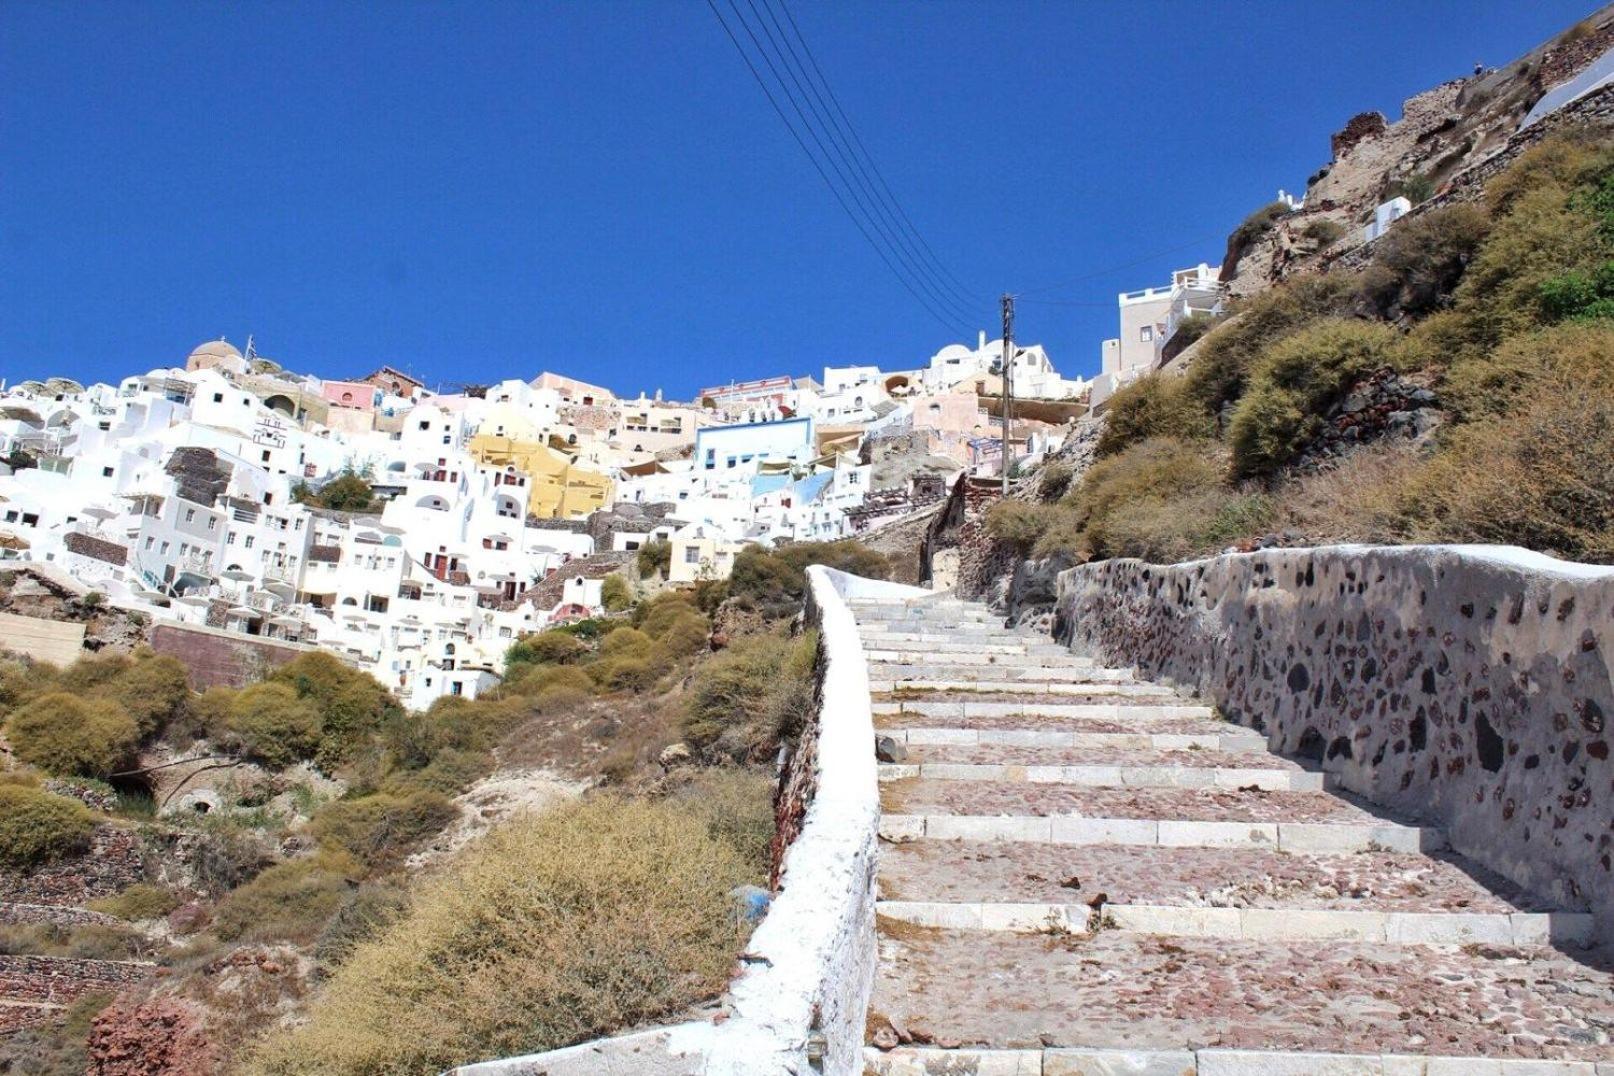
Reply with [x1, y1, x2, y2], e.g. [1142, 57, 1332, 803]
[246, 797, 756, 1076]
[1386, 171, 1435, 205]
[269, 652, 392, 768]
[0, 785, 96, 866]
[1538, 260, 1614, 321]
[311, 791, 458, 869]
[226, 683, 322, 769]
[214, 851, 357, 943]
[1228, 319, 1396, 477]
[1096, 374, 1213, 457]
[636, 539, 672, 578]
[5, 694, 139, 778]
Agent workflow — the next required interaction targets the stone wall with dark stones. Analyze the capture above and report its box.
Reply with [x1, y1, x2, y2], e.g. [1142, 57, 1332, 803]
[1054, 545, 1614, 929]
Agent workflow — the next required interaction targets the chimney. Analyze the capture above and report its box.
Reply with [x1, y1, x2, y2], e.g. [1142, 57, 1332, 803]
[978, 330, 987, 350]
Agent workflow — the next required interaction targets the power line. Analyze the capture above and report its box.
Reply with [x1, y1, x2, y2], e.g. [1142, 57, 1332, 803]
[734, 0, 979, 330]
[704, 0, 981, 339]
[762, 0, 985, 317]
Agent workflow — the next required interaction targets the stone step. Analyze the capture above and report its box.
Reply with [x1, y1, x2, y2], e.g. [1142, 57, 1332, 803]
[874, 901, 1595, 946]
[872, 664, 1133, 684]
[864, 649, 1089, 667]
[880, 814, 1440, 853]
[865, 1046, 1614, 1075]
[879, 726, 1263, 750]
[865, 928, 1614, 1061]
[873, 679, 1178, 698]
[872, 699, 1215, 721]
[856, 626, 1034, 640]
[878, 762, 1327, 793]
[876, 840, 1562, 916]
[860, 639, 1070, 656]
[895, 741, 1296, 770]
[883, 780, 1398, 827]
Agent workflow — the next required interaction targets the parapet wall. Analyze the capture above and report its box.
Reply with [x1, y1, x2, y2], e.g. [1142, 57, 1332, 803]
[1054, 545, 1614, 930]
[450, 566, 927, 1076]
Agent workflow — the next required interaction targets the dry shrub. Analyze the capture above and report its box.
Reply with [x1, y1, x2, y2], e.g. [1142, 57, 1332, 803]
[1183, 275, 1359, 411]
[1359, 204, 1490, 318]
[505, 630, 587, 672]
[0, 784, 96, 866]
[984, 500, 1062, 552]
[225, 683, 322, 769]
[87, 883, 180, 921]
[1441, 320, 1614, 420]
[1064, 438, 1250, 561]
[1228, 319, 1397, 477]
[1095, 374, 1213, 457]
[310, 790, 459, 869]
[665, 768, 776, 878]
[1275, 442, 1426, 543]
[1406, 375, 1614, 563]
[214, 850, 358, 944]
[683, 630, 816, 761]
[5, 693, 139, 778]
[245, 796, 754, 1075]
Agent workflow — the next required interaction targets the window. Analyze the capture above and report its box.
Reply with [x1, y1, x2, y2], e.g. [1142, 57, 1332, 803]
[261, 449, 271, 462]
[684, 547, 701, 565]
[207, 517, 217, 531]
[2, 511, 14, 523]
[102, 466, 114, 477]
[213, 393, 224, 403]
[449, 681, 463, 696]
[244, 536, 255, 549]
[184, 508, 195, 523]
[1139, 326, 1154, 343]
[159, 541, 170, 555]
[145, 537, 154, 550]
[227, 533, 236, 545]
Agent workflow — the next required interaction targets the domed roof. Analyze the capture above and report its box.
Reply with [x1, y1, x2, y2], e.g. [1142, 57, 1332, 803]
[188, 339, 242, 361]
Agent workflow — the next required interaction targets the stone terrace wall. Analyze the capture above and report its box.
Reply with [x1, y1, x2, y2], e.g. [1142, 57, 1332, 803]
[1054, 545, 1614, 930]
[148, 623, 319, 689]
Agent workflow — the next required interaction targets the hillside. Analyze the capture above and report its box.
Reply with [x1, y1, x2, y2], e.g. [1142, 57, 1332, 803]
[976, 24, 1614, 607]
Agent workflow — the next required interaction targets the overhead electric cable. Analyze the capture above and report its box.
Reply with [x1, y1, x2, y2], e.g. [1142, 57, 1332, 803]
[755, 0, 984, 320]
[769, 0, 984, 312]
[704, 0, 980, 339]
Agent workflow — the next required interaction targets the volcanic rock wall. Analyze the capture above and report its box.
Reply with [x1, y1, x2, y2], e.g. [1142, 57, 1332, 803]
[1054, 545, 1614, 930]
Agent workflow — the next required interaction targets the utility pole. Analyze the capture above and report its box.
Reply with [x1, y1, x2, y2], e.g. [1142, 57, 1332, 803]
[1000, 293, 1015, 496]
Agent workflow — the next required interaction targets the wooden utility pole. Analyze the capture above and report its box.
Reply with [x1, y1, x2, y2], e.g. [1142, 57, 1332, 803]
[1000, 294, 1015, 496]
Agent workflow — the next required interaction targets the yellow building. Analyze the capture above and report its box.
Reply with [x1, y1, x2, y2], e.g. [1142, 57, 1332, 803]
[468, 433, 613, 519]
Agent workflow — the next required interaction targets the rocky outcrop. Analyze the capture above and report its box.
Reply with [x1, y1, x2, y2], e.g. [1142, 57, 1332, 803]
[87, 997, 220, 1076]
[1293, 367, 1443, 471]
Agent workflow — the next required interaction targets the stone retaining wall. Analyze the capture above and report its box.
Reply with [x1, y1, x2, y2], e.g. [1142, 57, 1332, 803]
[1054, 544, 1614, 930]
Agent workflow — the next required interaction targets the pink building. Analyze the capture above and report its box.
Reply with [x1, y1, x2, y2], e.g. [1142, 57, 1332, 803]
[321, 380, 381, 411]
[911, 392, 985, 436]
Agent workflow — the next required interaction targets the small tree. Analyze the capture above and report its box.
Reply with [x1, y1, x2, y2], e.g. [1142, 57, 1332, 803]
[636, 540, 672, 578]
[600, 573, 632, 612]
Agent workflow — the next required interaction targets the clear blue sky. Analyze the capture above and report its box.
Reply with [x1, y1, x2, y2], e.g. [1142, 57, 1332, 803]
[0, 1, 1598, 397]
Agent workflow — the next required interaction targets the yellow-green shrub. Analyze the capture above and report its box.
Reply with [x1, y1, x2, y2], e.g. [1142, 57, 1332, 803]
[270, 652, 392, 768]
[5, 694, 139, 778]
[96, 652, 191, 737]
[225, 683, 322, 769]
[214, 850, 357, 944]
[310, 791, 458, 869]
[0, 785, 96, 866]
[87, 883, 179, 921]
[984, 500, 1064, 552]
[246, 796, 755, 1075]
[1358, 204, 1490, 318]
[683, 632, 815, 761]
[504, 630, 587, 672]
[1228, 319, 1396, 477]
[1065, 438, 1232, 560]
[1096, 374, 1212, 457]
[1441, 320, 1614, 421]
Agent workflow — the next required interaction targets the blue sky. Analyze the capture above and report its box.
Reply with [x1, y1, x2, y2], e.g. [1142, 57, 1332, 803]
[0, 1, 1597, 397]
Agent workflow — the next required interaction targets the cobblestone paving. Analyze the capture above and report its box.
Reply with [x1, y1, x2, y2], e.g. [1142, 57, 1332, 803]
[883, 779, 1389, 823]
[899, 743, 1307, 770]
[852, 596, 1614, 1066]
[877, 841, 1549, 912]
[871, 926, 1614, 1059]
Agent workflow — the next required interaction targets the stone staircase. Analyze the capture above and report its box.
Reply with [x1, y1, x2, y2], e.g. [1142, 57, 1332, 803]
[851, 596, 1614, 1075]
